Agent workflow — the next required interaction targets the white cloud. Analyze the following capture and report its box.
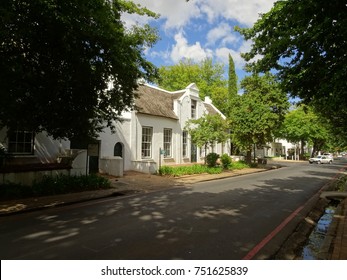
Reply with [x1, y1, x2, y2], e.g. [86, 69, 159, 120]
[206, 22, 239, 46]
[171, 32, 213, 63]
[199, 0, 276, 27]
[125, 0, 201, 30]
[215, 47, 243, 69]
[215, 39, 255, 69]
[127, 0, 276, 29]
[121, 0, 276, 74]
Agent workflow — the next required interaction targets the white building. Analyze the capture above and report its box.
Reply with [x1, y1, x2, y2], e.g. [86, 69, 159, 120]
[98, 83, 230, 174]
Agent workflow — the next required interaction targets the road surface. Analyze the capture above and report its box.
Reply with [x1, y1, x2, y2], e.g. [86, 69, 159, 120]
[1, 159, 346, 259]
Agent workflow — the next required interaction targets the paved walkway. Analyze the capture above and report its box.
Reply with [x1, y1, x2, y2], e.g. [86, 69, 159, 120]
[0, 167, 346, 260]
[329, 198, 347, 259]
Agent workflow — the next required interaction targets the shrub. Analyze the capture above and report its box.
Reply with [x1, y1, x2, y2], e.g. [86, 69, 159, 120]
[0, 182, 32, 200]
[158, 164, 222, 177]
[206, 152, 219, 167]
[303, 153, 311, 160]
[32, 174, 111, 195]
[0, 174, 111, 200]
[220, 153, 232, 169]
[158, 165, 173, 176]
[206, 167, 223, 174]
[229, 161, 250, 170]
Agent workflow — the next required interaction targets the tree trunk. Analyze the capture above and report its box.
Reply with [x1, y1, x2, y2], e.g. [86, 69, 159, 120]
[300, 139, 305, 160]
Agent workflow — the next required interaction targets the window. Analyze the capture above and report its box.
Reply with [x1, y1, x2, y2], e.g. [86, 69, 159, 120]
[191, 100, 197, 119]
[182, 131, 188, 157]
[8, 130, 34, 154]
[163, 128, 172, 158]
[141, 127, 152, 158]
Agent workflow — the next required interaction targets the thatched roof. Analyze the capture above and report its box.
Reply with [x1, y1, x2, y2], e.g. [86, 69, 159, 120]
[204, 103, 219, 115]
[134, 85, 179, 119]
[134, 84, 224, 120]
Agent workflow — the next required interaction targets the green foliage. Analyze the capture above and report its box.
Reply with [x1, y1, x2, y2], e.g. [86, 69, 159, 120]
[336, 175, 347, 192]
[185, 114, 229, 152]
[276, 105, 333, 156]
[156, 58, 229, 115]
[228, 54, 238, 113]
[303, 153, 311, 160]
[0, 0, 159, 139]
[229, 161, 250, 170]
[158, 161, 254, 177]
[206, 153, 219, 167]
[237, 0, 347, 135]
[220, 153, 232, 169]
[230, 73, 289, 154]
[0, 174, 111, 200]
[158, 164, 222, 177]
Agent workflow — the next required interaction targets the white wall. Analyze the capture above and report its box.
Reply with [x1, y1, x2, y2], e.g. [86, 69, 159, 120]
[98, 119, 132, 171]
[136, 114, 180, 165]
[0, 127, 70, 163]
[35, 132, 70, 163]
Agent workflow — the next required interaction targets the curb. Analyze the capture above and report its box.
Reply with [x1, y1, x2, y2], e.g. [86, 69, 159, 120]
[0, 190, 133, 217]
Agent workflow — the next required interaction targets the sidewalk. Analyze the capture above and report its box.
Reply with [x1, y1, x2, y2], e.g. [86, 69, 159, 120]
[328, 198, 347, 259]
[0, 167, 346, 260]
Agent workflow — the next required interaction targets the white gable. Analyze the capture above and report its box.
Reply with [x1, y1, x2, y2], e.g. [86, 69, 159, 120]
[185, 83, 199, 98]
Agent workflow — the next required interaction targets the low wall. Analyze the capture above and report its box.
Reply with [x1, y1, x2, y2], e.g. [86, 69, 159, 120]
[0, 164, 71, 185]
[131, 160, 157, 174]
[70, 150, 87, 176]
[99, 156, 123, 177]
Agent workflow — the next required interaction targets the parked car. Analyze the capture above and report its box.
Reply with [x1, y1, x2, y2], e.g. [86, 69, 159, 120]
[309, 155, 333, 164]
[323, 153, 333, 159]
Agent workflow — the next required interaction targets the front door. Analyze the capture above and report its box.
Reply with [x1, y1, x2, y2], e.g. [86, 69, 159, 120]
[88, 142, 100, 174]
[191, 143, 197, 163]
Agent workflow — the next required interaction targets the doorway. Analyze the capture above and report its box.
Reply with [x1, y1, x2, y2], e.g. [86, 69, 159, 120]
[114, 142, 123, 157]
[114, 142, 124, 170]
[191, 143, 197, 163]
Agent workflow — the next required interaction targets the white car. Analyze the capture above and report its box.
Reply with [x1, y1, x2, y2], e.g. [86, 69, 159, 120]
[309, 155, 333, 164]
[323, 153, 333, 159]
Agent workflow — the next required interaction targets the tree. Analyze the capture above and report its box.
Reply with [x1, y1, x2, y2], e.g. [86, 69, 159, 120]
[0, 0, 159, 139]
[230, 73, 289, 163]
[227, 54, 238, 154]
[236, 0, 347, 133]
[185, 114, 229, 163]
[156, 58, 229, 115]
[276, 106, 332, 158]
[227, 54, 238, 112]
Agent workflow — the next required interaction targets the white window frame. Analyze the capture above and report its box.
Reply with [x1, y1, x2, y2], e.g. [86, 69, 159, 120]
[8, 130, 34, 154]
[141, 126, 153, 159]
[163, 128, 172, 158]
[191, 99, 197, 119]
[182, 131, 188, 158]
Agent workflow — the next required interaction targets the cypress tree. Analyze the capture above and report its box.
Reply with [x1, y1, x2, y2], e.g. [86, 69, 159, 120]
[228, 54, 238, 113]
[228, 54, 238, 154]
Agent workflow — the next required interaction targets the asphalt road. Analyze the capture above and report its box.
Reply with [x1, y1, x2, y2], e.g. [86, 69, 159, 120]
[1, 159, 346, 260]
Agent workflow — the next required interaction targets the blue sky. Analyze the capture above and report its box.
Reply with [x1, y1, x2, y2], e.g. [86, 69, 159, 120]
[123, 0, 277, 85]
